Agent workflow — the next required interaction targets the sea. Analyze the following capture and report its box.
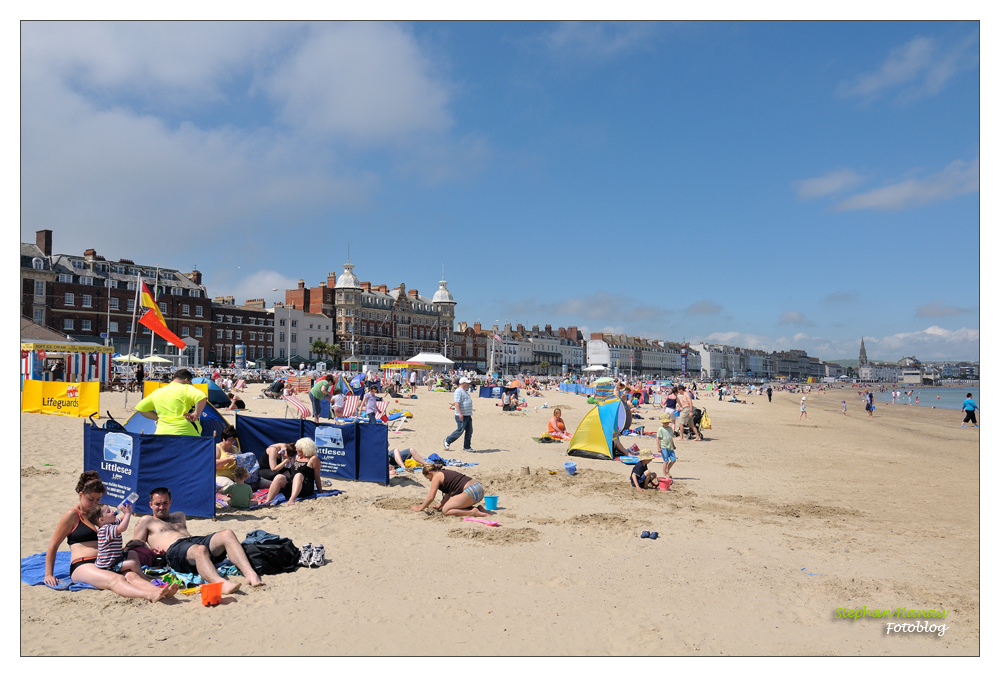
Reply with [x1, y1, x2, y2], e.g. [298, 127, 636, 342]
[866, 386, 980, 411]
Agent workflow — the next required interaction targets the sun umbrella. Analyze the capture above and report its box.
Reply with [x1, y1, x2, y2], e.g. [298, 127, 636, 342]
[113, 354, 144, 363]
[139, 355, 172, 364]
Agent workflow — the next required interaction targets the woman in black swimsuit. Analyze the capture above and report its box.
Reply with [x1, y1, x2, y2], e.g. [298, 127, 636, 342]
[411, 462, 491, 517]
[261, 438, 323, 505]
[45, 471, 177, 602]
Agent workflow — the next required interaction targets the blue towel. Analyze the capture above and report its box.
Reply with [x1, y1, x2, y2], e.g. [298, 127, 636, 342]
[21, 552, 97, 591]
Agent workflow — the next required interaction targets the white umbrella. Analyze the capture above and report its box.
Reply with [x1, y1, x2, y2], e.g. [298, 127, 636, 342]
[139, 355, 172, 364]
[113, 354, 144, 363]
[583, 365, 608, 372]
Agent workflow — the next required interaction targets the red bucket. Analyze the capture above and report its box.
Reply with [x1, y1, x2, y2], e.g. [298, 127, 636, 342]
[658, 477, 672, 491]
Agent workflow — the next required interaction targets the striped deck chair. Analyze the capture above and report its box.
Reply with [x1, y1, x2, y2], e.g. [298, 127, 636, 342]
[232, 379, 246, 392]
[340, 395, 360, 419]
[283, 394, 311, 420]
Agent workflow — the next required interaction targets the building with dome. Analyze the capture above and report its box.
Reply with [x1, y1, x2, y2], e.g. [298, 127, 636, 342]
[282, 262, 456, 366]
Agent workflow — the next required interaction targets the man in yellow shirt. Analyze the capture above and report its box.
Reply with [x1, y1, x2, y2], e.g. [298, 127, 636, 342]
[134, 369, 208, 436]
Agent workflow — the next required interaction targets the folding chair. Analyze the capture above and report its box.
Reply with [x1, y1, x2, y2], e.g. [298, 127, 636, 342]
[386, 410, 412, 433]
[232, 379, 246, 392]
[283, 394, 311, 420]
[340, 395, 360, 419]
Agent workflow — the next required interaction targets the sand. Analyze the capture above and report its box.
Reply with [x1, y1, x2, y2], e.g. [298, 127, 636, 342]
[20, 384, 979, 656]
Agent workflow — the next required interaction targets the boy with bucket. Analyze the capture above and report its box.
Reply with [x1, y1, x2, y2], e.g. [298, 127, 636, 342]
[658, 415, 677, 479]
[630, 450, 658, 491]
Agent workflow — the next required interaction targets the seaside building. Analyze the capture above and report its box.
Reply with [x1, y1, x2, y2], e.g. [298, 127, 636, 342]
[287, 262, 456, 366]
[267, 302, 336, 366]
[21, 230, 210, 365]
[209, 297, 273, 366]
[693, 343, 773, 380]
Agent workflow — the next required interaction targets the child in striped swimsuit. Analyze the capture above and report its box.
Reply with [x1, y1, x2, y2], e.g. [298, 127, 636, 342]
[85, 502, 147, 577]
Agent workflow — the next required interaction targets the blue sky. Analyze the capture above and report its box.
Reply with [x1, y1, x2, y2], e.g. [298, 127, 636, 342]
[20, 21, 981, 361]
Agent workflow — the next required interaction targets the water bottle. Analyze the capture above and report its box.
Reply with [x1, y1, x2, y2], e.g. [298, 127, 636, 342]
[120, 491, 139, 510]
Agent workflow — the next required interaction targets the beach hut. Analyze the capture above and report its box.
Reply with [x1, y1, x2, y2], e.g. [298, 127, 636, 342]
[20, 340, 113, 384]
[567, 396, 632, 461]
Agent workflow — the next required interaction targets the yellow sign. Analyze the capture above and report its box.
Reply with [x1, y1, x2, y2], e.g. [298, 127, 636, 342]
[143, 381, 209, 398]
[21, 342, 114, 354]
[21, 380, 100, 417]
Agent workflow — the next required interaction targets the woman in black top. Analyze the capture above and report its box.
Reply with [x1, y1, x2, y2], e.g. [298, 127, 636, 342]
[411, 462, 491, 516]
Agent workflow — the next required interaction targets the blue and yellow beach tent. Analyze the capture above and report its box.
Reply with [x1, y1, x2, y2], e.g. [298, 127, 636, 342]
[123, 401, 230, 439]
[567, 396, 632, 460]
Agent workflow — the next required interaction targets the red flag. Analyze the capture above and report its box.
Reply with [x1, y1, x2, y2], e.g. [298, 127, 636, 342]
[139, 310, 186, 350]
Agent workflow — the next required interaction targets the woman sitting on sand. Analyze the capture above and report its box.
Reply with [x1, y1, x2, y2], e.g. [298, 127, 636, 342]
[44, 471, 178, 602]
[411, 462, 492, 517]
[547, 408, 572, 440]
[262, 438, 323, 505]
[259, 442, 296, 483]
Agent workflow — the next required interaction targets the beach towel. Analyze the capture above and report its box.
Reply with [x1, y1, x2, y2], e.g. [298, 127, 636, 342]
[20, 552, 97, 591]
[243, 489, 344, 509]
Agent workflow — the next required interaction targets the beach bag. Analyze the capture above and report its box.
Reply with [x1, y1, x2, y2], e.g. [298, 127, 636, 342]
[241, 538, 300, 575]
[700, 410, 712, 430]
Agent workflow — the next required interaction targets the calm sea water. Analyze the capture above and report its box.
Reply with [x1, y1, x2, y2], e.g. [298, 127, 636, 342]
[866, 386, 980, 410]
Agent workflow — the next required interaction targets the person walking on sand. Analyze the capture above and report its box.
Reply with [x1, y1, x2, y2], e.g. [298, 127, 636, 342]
[676, 385, 702, 441]
[798, 396, 808, 420]
[766, 385, 773, 403]
[444, 376, 474, 452]
[961, 393, 979, 428]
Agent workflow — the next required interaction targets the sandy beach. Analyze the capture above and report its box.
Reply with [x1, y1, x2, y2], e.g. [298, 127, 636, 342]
[20, 384, 979, 656]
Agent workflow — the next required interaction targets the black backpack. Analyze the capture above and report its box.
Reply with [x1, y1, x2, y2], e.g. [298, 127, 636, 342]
[241, 538, 301, 575]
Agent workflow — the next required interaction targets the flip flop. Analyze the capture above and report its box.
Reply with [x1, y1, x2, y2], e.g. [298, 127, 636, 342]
[45, 579, 72, 591]
[649, 532, 659, 540]
[640, 531, 650, 539]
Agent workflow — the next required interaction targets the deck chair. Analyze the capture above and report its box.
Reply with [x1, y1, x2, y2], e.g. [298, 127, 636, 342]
[386, 410, 412, 433]
[232, 379, 246, 392]
[339, 395, 360, 419]
[283, 394, 311, 419]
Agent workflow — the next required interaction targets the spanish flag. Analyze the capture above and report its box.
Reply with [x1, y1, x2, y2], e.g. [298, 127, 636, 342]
[138, 281, 187, 350]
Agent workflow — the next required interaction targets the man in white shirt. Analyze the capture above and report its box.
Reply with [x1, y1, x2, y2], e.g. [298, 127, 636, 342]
[444, 376, 475, 452]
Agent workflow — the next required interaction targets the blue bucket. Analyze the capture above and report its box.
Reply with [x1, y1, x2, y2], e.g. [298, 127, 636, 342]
[484, 495, 499, 511]
[564, 462, 577, 475]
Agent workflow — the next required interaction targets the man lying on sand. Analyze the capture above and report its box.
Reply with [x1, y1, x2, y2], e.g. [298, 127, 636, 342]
[133, 487, 264, 593]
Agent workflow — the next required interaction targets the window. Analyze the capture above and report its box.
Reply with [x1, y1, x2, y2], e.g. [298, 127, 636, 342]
[64, 293, 74, 306]
[310, 323, 314, 329]
[158, 302, 166, 313]
[127, 299, 135, 312]
[127, 281, 137, 291]
[291, 320, 297, 327]
[225, 315, 233, 323]
[142, 326, 151, 334]
[80, 276, 93, 286]
[195, 327, 203, 338]
[249, 332, 256, 341]
[226, 330, 233, 339]
[235, 317, 242, 324]
[113, 266, 125, 274]
[34, 281, 44, 297]
[82, 295, 92, 308]
[291, 334, 297, 344]
[267, 347, 273, 358]
[72, 260, 85, 269]
[171, 287, 182, 296]
[82, 320, 92, 331]
[267, 333, 273, 342]
[58, 274, 73, 283]
[109, 297, 119, 310]
[105, 279, 115, 288]
[279, 319, 286, 327]
[109, 321, 119, 333]
[182, 304, 190, 316]
[181, 327, 190, 337]
[235, 331, 242, 340]
[127, 322, 133, 333]
[217, 329, 223, 339]
[279, 332, 285, 343]
[64, 319, 74, 330]
[337, 310, 342, 317]
[33, 309, 43, 323]
[195, 306, 203, 317]
[32, 258, 44, 270]
[190, 290, 201, 298]
[266, 319, 273, 326]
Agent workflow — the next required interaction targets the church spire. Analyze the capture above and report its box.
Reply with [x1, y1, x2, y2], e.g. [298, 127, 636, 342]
[859, 337, 868, 365]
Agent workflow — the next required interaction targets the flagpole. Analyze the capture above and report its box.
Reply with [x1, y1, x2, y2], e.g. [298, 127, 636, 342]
[124, 271, 142, 410]
[150, 266, 159, 359]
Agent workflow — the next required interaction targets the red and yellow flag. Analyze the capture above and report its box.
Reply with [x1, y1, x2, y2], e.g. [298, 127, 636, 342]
[138, 281, 187, 350]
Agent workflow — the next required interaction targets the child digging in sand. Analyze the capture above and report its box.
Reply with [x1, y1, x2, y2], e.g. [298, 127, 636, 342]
[220, 466, 257, 508]
[630, 450, 658, 491]
[657, 415, 677, 478]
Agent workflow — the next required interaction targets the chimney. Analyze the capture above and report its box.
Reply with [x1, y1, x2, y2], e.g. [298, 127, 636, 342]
[545, 324, 552, 334]
[558, 327, 566, 339]
[327, 271, 338, 286]
[84, 248, 96, 260]
[408, 289, 419, 298]
[187, 270, 202, 285]
[319, 282, 326, 288]
[378, 285, 388, 293]
[226, 296, 235, 305]
[298, 279, 305, 289]
[36, 230, 52, 257]
[245, 298, 265, 309]
[517, 324, 525, 334]
[361, 282, 372, 292]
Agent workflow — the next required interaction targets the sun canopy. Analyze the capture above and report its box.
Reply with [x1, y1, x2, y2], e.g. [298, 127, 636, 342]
[113, 355, 145, 363]
[139, 355, 172, 364]
[583, 365, 608, 372]
[407, 352, 454, 366]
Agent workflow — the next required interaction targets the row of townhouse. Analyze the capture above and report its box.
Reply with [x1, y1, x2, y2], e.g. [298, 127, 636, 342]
[20, 231, 459, 368]
[450, 323, 586, 375]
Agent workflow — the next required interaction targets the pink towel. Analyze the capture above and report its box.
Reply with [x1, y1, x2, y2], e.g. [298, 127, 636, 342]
[463, 517, 500, 527]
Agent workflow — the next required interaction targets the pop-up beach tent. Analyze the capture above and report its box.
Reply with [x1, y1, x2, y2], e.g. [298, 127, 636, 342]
[192, 376, 232, 407]
[123, 401, 230, 439]
[567, 396, 633, 460]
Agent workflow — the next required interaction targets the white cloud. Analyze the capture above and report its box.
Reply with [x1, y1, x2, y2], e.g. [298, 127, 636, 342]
[835, 158, 979, 211]
[779, 310, 812, 326]
[837, 33, 978, 101]
[543, 21, 658, 60]
[205, 270, 301, 307]
[506, 292, 670, 325]
[916, 300, 972, 317]
[685, 300, 722, 316]
[265, 22, 452, 143]
[794, 169, 863, 199]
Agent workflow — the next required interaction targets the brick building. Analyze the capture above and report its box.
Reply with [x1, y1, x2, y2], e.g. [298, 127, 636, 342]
[210, 297, 274, 366]
[20, 230, 210, 363]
